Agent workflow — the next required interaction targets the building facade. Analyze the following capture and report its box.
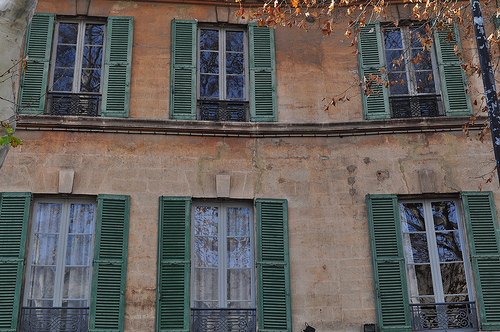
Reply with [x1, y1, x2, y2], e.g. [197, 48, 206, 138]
[1, 0, 500, 331]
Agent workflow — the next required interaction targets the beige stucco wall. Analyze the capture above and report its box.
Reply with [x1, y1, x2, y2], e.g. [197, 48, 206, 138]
[1, 128, 497, 331]
[2, 0, 500, 331]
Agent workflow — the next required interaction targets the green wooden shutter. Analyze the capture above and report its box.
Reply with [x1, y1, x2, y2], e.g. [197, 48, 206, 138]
[366, 194, 411, 332]
[101, 16, 134, 118]
[169, 20, 197, 120]
[462, 191, 500, 330]
[156, 197, 191, 332]
[434, 24, 472, 116]
[357, 22, 390, 120]
[0, 193, 31, 332]
[17, 13, 54, 115]
[89, 195, 130, 332]
[255, 199, 291, 332]
[249, 24, 277, 122]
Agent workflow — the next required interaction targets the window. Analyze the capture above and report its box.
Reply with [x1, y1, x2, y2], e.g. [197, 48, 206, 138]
[358, 22, 471, 120]
[399, 199, 476, 330]
[48, 20, 105, 116]
[170, 20, 277, 122]
[191, 202, 256, 330]
[156, 197, 291, 332]
[22, 198, 96, 330]
[383, 26, 442, 118]
[366, 192, 500, 332]
[198, 28, 249, 121]
[0, 193, 130, 331]
[18, 14, 133, 118]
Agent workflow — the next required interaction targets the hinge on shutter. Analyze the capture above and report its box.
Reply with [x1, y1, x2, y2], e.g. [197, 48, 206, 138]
[0, 258, 24, 263]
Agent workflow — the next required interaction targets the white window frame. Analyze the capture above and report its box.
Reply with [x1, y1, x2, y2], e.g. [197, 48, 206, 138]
[190, 201, 256, 309]
[23, 197, 97, 308]
[383, 26, 442, 98]
[197, 26, 249, 102]
[49, 18, 106, 95]
[399, 198, 474, 304]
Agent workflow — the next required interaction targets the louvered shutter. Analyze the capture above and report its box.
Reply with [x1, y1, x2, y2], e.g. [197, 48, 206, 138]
[434, 24, 472, 116]
[101, 17, 134, 118]
[256, 199, 291, 331]
[89, 195, 130, 332]
[170, 20, 197, 120]
[357, 22, 390, 119]
[462, 192, 500, 330]
[17, 13, 54, 115]
[366, 195, 411, 332]
[249, 25, 277, 122]
[156, 197, 191, 332]
[0, 193, 31, 332]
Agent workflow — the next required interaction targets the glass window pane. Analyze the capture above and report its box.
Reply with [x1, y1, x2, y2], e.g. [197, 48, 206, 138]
[227, 269, 251, 301]
[414, 264, 434, 296]
[415, 71, 436, 94]
[53, 68, 74, 92]
[194, 236, 218, 267]
[226, 53, 244, 75]
[29, 266, 56, 299]
[35, 203, 62, 233]
[32, 234, 58, 265]
[82, 46, 103, 69]
[402, 233, 430, 263]
[58, 23, 78, 44]
[80, 69, 101, 93]
[436, 232, 463, 262]
[68, 204, 95, 234]
[441, 263, 468, 296]
[227, 208, 250, 236]
[385, 50, 406, 72]
[400, 203, 425, 232]
[66, 235, 93, 265]
[227, 237, 251, 268]
[193, 268, 218, 306]
[84, 24, 105, 45]
[226, 76, 244, 99]
[194, 206, 218, 236]
[200, 75, 219, 99]
[388, 72, 409, 95]
[432, 201, 458, 231]
[63, 267, 90, 299]
[226, 31, 244, 52]
[55, 45, 77, 68]
[384, 29, 403, 49]
[412, 49, 432, 71]
[200, 51, 219, 74]
[200, 29, 219, 50]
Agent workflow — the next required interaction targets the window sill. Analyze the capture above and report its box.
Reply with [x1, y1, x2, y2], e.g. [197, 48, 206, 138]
[16, 114, 485, 138]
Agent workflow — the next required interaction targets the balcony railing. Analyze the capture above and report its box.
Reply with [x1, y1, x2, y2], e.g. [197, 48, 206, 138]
[198, 100, 249, 122]
[47, 92, 101, 116]
[410, 301, 478, 332]
[19, 307, 89, 332]
[191, 308, 256, 332]
[391, 95, 441, 118]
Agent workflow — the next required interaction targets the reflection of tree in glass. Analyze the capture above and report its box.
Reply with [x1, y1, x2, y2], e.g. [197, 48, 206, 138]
[80, 24, 104, 93]
[194, 206, 219, 267]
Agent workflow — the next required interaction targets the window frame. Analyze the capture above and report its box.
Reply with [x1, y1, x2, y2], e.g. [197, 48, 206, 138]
[48, 17, 107, 96]
[196, 25, 250, 103]
[398, 197, 475, 305]
[190, 200, 256, 309]
[23, 197, 97, 308]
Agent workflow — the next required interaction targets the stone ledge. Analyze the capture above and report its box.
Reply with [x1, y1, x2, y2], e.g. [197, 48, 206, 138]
[16, 114, 485, 138]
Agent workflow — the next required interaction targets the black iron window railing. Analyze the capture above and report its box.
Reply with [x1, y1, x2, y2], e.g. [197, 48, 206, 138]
[19, 307, 89, 332]
[410, 302, 478, 332]
[198, 100, 249, 122]
[191, 308, 256, 332]
[390, 95, 441, 118]
[47, 92, 101, 116]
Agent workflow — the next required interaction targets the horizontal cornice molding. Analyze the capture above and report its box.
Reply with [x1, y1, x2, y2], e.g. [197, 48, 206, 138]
[16, 114, 485, 138]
